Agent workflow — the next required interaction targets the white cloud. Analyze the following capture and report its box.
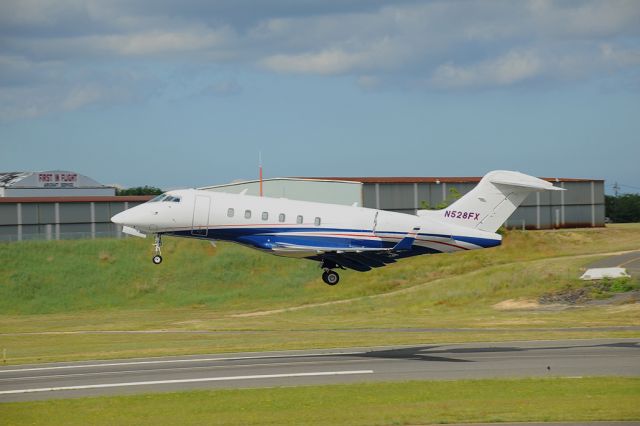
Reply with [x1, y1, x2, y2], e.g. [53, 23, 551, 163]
[431, 50, 543, 89]
[0, 58, 156, 120]
[528, 0, 640, 38]
[1, 0, 640, 119]
[261, 37, 408, 75]
[263, 49, 362, 74]
[600, 43, 640, 67]
[100, 29, 230, 56]
[6, 27, 234, 59]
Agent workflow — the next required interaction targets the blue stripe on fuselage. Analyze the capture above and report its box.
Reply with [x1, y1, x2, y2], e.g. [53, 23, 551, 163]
[452, 235, 501, 248]
[166, 226, 501, 251]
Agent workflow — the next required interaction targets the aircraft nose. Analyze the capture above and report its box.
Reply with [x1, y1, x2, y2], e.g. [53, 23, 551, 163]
[111, 211, 128, 225]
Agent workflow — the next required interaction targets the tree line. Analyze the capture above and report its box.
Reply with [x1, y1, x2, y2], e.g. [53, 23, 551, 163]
[116, 186, 163, 196]
[605, 194, 640, 222]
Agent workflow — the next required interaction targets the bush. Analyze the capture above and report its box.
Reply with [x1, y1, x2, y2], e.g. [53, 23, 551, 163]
[116, 186, 163, 196]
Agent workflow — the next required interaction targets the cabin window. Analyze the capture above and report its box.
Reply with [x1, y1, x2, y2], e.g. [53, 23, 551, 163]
[296, 215, 303, 224]
[244, 210, 252, 219]
[262, 212, 268, 221]
[227, 208, 234, 217]
[315, 217, 321, 226]
[279, 213, 286, 223]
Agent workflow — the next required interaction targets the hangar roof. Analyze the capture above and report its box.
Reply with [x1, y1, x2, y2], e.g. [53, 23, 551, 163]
[0, 172, 31, 187]
[0, 196, 152, 203]
[300, 176, 603, 184]
[0, 170, 109, 188]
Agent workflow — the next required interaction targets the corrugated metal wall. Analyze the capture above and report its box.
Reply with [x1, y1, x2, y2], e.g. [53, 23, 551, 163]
[364, 180, 605, 229]
[0, 199, 146, 241]
[0, 178, 605, 241]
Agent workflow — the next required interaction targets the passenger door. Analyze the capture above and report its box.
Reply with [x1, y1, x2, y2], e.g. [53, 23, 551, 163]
[192, 195, 210, 236]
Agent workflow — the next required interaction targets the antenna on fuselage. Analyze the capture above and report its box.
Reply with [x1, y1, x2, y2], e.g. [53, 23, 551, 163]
[259, 151, 263, 197]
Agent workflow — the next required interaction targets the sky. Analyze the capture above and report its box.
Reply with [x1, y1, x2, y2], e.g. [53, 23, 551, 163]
[1, 0, 639, 193]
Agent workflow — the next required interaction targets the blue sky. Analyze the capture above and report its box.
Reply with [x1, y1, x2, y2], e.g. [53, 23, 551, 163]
[1, 0, 639, 193]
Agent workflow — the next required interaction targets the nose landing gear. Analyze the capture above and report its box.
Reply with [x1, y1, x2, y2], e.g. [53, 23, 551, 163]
[152, 234, 163, 264]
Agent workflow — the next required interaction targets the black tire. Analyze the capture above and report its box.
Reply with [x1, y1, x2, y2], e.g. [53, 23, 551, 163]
[152, 255, 163, 265]
[322, 270, 339, 286]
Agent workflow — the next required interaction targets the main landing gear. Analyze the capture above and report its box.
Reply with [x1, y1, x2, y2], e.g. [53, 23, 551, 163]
[152, 234, 163, 264]
[322, 270, 340, 285]
[320, 259, 341, 285]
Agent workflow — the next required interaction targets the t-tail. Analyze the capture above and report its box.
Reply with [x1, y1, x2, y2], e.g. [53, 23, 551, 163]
[418, 170, 564, 233]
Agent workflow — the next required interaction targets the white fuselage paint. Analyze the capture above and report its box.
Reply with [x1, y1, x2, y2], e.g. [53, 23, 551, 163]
[111, 171, 563, 275]
[112, 189, 501, 256]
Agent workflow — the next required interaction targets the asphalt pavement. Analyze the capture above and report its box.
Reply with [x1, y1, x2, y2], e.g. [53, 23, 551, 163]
[0, 338, 638, 402]
[588, 250, 640, 277]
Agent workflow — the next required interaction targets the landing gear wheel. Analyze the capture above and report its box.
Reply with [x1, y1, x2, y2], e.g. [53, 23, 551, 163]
[152, 234, 163, 265]
[322, 270, 340, 286]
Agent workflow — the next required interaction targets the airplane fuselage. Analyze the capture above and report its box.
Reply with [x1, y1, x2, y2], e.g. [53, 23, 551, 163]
[113, 189, 501, 258]
[111, 171, 561, 284]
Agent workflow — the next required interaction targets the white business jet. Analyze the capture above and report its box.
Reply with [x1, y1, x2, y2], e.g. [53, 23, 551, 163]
[111, 170, 562, 285]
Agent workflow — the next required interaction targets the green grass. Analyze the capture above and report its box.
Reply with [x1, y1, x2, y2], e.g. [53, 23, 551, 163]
[1, 225, 639, 364]
[2, 377, 639, 425]
[2, 224, 639, 316]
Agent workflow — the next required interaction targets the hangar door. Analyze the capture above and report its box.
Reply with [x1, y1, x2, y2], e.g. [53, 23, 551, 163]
[192, 195, 210, 236]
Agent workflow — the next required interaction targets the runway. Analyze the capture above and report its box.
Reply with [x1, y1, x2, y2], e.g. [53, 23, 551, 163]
[588, 250, 640, 277]
[1, 338, 638, 402]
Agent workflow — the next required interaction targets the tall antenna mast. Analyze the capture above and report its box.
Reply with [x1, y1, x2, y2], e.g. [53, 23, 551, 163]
[259, 151, 263, 197]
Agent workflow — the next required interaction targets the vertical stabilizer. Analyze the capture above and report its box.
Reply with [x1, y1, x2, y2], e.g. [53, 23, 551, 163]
[418, 171, 564, 232]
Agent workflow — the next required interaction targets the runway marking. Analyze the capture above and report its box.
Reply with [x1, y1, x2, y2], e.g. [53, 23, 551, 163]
[618, 256, 640, 268]
[0, 351, 365, 374]
[1, 359, 378, 383]
[0, 370, 374, 395]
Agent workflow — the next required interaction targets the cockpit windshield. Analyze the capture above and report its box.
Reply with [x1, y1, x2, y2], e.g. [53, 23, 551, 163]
[147, 193, 181, 203]
[148, 194, 167, 202]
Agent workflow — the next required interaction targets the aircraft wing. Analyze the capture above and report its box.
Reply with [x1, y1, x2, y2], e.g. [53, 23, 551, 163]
[271, 243, 398, 271]
[271, 243, 391, 254]
[270, 226, 420, 272]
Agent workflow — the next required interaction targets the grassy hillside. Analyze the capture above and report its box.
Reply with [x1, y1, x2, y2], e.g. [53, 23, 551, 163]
[1, 225, 639, 363]
[1, 225, 639, 316]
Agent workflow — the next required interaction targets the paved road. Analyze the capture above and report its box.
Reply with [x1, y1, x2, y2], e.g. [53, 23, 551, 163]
[588, 250, 640, 277]
[0, 338, 638, 402]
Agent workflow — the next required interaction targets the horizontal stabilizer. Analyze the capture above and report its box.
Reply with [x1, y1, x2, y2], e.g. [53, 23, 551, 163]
[491, 178, 565, 191]
[392, 227, 420, 251]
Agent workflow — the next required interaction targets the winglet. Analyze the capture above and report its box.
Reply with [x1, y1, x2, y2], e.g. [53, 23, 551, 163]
[392, 226, 420, 251]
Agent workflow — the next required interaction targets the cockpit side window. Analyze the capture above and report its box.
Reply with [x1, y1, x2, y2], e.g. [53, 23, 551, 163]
[164, 196, 175, 202]
[172, 197, 181, 203]
[149, 194, 167, 203]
